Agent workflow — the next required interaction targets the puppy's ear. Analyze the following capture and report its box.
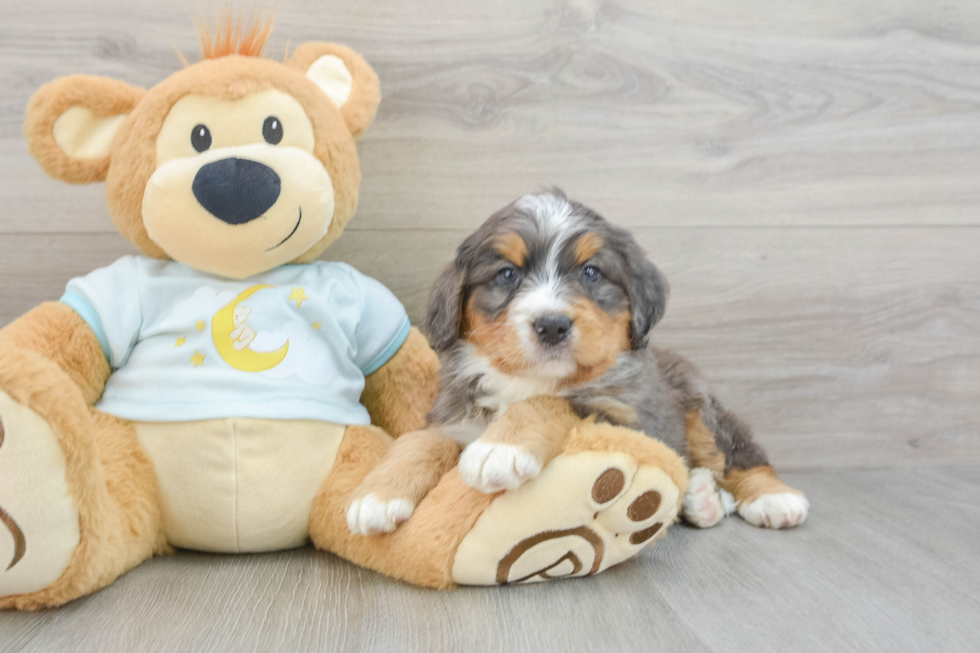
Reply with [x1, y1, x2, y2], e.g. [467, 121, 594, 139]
[25, 75, 144, 184]
[288, 42, 381, 139]
[624, 242, 669, 349]
[425, 260, 466, 352]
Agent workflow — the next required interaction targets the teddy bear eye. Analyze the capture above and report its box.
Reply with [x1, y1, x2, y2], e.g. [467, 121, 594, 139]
[191, 124, 212, 153]
[262, 116, 283, 145]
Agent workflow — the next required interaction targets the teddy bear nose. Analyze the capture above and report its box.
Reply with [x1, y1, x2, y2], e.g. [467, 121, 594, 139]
[192, 157, 281, 225]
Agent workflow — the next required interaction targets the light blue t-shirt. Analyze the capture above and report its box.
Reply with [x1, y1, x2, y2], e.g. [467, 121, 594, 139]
[61, 256, 411, 424]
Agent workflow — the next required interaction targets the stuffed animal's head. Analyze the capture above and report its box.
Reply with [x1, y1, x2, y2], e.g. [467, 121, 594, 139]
[24, 16, 380, 279]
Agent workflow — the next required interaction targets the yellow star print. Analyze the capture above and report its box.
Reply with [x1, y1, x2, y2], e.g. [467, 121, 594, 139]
[190, 351, 205, 367]
[175, 337, 186, 347]
[195, 320, 205, 331]
[289, 287, 309, 308]
[311, 321, 322, 330]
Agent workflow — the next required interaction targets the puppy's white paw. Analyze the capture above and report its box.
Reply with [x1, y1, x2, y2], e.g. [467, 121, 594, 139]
[346, 494, 415, 536]
[682, 467, 727, 528]
[738, 492, 809, 529]
[459, 442, 542, 493]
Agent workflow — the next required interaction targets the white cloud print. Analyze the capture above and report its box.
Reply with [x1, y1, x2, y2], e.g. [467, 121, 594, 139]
[254, 322, 332, 385]
[169, 286, 237, 324]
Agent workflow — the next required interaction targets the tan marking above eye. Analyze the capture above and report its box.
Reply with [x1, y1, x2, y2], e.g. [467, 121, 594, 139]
[575, 232, 604, 264]
[155, 89, 315, 166]
[494, 232, 528, 267]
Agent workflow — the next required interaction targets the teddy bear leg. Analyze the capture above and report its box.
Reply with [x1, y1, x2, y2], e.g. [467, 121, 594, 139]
[0, 352, 164, 610]
[310, 421, 688, 588]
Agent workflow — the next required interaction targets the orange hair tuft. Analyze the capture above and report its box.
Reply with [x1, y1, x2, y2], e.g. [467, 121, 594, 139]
[196, 6, 275, 60]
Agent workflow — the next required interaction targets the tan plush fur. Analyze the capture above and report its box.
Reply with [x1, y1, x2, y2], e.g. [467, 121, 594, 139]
[24, 75, 145, 184]
[0, 345, 164, 610]
[7, 33, 389, 608]
[361, 327, 440, 437]
[563, 421, 689, 509]
[0, 303, 110, 405]
[100, 54, 374, 262]
[23, 43, 380, 263]
[287, 43, 381, 139]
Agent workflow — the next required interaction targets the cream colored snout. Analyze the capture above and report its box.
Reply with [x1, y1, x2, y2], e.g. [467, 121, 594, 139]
[142, 143, 334, 279]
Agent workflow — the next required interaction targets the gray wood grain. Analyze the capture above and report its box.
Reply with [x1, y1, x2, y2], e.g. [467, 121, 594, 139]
[4, 0, 980, 233]
[0, 468, 977, 653]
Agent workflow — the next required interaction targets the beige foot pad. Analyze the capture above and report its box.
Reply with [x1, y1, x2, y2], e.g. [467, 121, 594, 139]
[0, 391, 80, 597]
[451, 450, 680, 585]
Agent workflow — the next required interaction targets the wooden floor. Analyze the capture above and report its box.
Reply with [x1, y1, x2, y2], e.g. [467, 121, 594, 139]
[0, 0, 978, 650]
[1, 468, 978, 653]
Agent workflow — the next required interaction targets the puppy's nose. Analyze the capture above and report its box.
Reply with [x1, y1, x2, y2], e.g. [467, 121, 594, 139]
[533, 314, 573, 346]
[192, 157, 281, 225]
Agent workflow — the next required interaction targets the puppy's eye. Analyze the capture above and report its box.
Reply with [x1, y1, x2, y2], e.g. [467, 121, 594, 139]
[191, 124, 212, 153]
[582, 265, 601, 283]
[263, 116, 283, 144]
[496, 267, 519, 286]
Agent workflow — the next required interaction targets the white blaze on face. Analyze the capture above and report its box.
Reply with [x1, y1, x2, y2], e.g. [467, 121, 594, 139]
[507, 193, 579, 377]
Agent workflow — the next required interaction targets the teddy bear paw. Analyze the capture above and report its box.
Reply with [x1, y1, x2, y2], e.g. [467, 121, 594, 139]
[451, 440, 683, 585]
[0, 390, 80, 599]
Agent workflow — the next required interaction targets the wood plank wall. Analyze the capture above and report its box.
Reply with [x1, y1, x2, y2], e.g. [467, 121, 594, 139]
[1, 0, 977, 469]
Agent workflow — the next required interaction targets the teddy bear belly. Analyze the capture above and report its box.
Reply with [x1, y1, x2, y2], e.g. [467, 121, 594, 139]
[133, 418, 347, 553]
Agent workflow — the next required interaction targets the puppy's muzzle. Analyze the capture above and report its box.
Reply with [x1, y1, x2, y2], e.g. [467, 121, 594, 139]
[533, 314, 572, 346]
[192, 157, 282, 225]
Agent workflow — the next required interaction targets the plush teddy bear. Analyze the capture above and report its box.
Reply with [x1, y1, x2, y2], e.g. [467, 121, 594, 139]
[0, 17, 687, 609]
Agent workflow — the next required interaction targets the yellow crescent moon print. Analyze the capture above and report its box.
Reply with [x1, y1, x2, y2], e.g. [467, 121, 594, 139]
[211, 284, 289, 372]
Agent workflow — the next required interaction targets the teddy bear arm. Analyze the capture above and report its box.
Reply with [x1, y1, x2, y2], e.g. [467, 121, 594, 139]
[360, 326, 440, 437]
[0, 302, 110, 405]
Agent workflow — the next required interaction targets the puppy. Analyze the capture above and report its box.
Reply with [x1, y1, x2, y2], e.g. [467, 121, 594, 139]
[345, 190, 808, 535]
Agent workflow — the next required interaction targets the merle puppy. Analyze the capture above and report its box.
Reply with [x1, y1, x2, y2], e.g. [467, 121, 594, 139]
[346, 190, 808, 535]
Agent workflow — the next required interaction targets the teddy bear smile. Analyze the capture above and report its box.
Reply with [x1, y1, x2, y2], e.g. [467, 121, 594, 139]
[267, 207, 303, 251]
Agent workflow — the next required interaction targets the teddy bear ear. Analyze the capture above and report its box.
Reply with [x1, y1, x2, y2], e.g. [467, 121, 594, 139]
[288, 43, 381, 139]
[24, 75, 144, 184]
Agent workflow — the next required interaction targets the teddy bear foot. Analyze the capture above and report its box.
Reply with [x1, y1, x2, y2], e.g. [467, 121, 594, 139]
[0, 390, 81, 601]
[451, 421, 687, 585]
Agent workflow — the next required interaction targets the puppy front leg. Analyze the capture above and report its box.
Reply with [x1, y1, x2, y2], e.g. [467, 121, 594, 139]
[346, 430, 460, 535]
[459, 396, 581, 493]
